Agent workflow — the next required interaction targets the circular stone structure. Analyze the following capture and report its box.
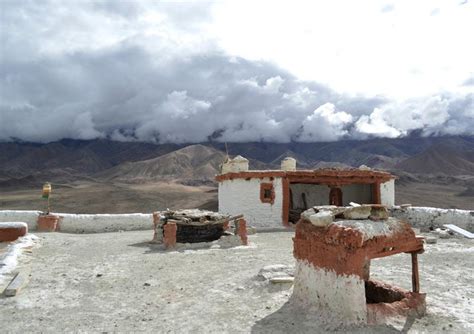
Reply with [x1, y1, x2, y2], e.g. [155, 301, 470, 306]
[0, 222, 28, 242]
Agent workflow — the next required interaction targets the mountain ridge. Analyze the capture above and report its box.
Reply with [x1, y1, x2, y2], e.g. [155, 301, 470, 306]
[0, 136, 473, 183]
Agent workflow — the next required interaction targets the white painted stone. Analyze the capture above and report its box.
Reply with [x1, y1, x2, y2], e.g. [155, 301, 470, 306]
[221, 155, 249, 173]
[281, 157, 296, 171]
[291, 260, 367, 327]
[309, 211, 333, 227]
[218, 177, 284, 228]
[380, 179, 395, 206]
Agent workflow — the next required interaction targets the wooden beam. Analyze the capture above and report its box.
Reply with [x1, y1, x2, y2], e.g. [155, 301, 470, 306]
[369, 239, 424, 259]
[4, 268, 30, 297]
[411, 252, 420, 293]
[372, 181, 381, 204]
[281, 178, 290, 227]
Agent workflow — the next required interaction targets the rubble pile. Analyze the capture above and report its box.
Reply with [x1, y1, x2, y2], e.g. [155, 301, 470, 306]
[152, 209, 248, 248]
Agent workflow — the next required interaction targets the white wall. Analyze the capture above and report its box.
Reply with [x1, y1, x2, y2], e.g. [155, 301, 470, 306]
[290, 184, 330, 208]
[218, 177, 284, 228]
[0, 210, 153, 233]
[340, 184, 372, 206]
[57, 213, 153, 233]
[291, 260, 367, 327]
[390, 206, 474, 232]
[380, 179, 395, 206]
[0, 210, 41, 231]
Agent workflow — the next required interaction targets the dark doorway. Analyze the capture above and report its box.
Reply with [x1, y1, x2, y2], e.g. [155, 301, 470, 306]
[329, 187, 343, 206]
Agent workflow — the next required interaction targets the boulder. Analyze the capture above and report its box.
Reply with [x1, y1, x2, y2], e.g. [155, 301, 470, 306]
[309, 211, 334, 227]
[300, 208, 317, 221]
[343, 205, 372, 220]
[313, 205, 346, 217]
[370, 205, 389, 220]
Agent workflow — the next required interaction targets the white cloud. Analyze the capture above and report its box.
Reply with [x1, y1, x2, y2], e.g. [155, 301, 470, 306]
[211, 0, 474, 99]
[355, 108, 402, 138]
[0, 1, 473, 144]
[298, 103, 353, 142]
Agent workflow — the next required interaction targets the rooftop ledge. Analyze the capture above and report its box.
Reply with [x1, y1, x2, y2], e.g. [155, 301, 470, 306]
[215, 168, 395, 183]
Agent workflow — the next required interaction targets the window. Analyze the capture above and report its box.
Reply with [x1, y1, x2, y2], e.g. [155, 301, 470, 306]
[260, 183, 275, 204]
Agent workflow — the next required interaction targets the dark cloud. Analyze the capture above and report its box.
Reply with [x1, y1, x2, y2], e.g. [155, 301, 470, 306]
[0, 1, 473, 143]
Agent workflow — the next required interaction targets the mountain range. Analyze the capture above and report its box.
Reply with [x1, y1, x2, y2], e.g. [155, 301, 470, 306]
[1, 136, 473, 184]
[1, 136, 473, 212]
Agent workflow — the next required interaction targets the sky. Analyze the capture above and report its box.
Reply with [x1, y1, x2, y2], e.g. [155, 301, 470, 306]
[0, 0, 473, 143]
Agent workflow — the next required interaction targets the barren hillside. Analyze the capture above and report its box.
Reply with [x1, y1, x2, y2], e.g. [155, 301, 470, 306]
[98, 144, 226, 183]
[396, 144, 474, 175]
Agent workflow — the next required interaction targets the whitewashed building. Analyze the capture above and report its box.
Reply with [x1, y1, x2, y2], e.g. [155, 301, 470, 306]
[216, 157, 396, 228]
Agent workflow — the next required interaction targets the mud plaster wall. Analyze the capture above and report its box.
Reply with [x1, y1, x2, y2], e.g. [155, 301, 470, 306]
[380, 180, 395, 206]
[291, 260, 367, 327]
[218, 177, 284, 228]
[340, 184, 372, 205]
[290, 184, 330, 208]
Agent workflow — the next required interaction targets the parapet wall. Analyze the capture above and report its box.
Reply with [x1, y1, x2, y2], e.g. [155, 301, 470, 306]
[0, 210, 41, 231]
[1, 206, 472, 233]
[390, 206, 474, 232]
[0, 210, 153, 233]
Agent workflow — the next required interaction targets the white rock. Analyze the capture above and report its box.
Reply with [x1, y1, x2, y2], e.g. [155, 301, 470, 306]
[301, 208, 317, 221]
[343, 206, 371, 220]
[247, 226, 257, 235]
[425, 236, 438, 244]
[313, 206, 346, 217]
[258, 264, 294, 280]
[309, 211, 333, 227]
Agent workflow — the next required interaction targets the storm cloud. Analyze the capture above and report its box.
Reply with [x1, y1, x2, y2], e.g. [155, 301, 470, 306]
[0, 1, 473, 143]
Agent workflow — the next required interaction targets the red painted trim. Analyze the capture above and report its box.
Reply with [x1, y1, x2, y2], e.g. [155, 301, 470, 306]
[216, 171, 286, 182]
[216, 169, 395, 183]
[282, 178, 290, 227]
[260, 182, 275, 204]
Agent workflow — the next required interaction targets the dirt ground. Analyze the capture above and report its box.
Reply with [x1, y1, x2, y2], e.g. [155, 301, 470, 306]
[396, 182, 474, 210]
[0, 181, 218, 214]
[0, 231, 473, 333]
